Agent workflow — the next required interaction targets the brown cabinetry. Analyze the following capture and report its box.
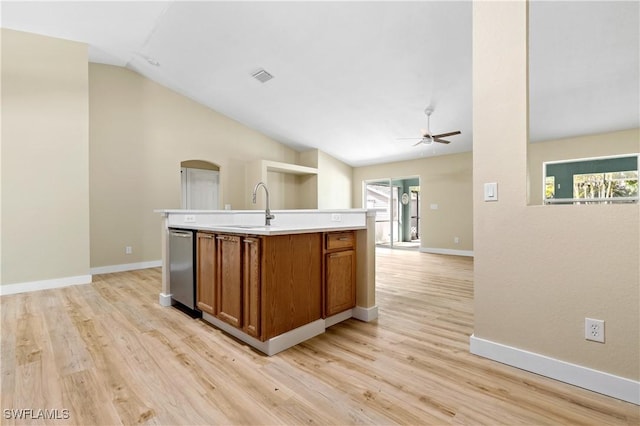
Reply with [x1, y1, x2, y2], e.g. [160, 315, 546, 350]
[243, 237, 261, 338]
[324, 231, 356, 317]
[196, 231, 325, 342]
[261, 233, 323, 339]
[196, 232, 216, 315]
[216, 234, 243, 328]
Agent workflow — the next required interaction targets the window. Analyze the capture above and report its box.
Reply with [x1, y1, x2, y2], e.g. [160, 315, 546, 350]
[545, 176, 555, 199]
[543, 154, 638, 204]
[573, 171, 638, 200]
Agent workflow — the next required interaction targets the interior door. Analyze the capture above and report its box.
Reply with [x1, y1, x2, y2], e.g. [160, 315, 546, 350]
[182, 167, 219, 210]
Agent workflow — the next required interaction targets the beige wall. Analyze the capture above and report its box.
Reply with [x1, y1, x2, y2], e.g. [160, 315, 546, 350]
[2, 32, 356, 277]
[352, 152, 473, 252]
[89, 64, 299, 268]
[317, 151, 353, 209]
[265, 171, 301, 210]
[297, 149, 353, 209]
[473, 1, 639, 380]
[1, 29, 90, 285]
[528, 128, 639, 205]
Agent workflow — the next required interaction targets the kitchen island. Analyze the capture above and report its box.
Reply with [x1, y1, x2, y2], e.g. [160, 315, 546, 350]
[156, 209, 377, 355]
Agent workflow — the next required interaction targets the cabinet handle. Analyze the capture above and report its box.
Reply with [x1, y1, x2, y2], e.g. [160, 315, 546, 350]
[200, 234, 213, 239]
[244, 239, 256, 244]
[338, 237, 350, 241]
[216, 235, 238, 242]
[171, 232, 192, 238]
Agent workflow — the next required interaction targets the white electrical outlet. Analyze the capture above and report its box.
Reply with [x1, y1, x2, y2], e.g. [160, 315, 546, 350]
[331, 213, 342, 222]
[125, 246, 133, 255]
[585, 318, 605, 343]
[454, 237, 460, 244]
[184, 215, 196, 223]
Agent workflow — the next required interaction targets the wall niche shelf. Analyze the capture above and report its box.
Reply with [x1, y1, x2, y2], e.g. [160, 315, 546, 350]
[248, 160, 319, 210]
[260, 160, 318, 176]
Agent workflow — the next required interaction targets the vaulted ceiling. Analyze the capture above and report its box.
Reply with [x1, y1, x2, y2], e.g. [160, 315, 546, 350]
[2, 1, 638, 166]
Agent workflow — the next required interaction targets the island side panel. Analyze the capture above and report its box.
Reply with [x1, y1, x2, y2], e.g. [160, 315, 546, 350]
[159, 213, 172, 306]
[261, 233, 323, 340]
[354, 212, 377, 320]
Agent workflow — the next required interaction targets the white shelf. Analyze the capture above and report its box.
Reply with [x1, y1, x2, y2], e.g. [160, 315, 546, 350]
[262, 160, 317, 176]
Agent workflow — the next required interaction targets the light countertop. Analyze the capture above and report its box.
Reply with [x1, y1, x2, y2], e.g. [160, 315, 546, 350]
[169, 223, 365, 236]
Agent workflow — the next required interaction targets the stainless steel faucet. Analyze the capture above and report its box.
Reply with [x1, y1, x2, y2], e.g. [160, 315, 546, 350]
[252, 181, 275, 226]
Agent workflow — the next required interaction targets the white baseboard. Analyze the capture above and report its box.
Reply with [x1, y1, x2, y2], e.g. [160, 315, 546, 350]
[202, 312, 325, 356]
[325, 309, 354, 328]
[266, 319, 325, 356]
[0, 274, 92, 296]
[0, 261, 162, 297]
[90, 260, 162, 275]
[352, 305, 378, 322]
[420, 247, 474, 257]
[470, 334, 640, 405]
[159, 293, 173, 307]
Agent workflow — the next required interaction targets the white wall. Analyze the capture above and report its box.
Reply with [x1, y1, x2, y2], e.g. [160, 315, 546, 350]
[1, 29, 91, 286]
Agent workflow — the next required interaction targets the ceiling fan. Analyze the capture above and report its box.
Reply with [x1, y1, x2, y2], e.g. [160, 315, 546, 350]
[398, 108, 461, 145]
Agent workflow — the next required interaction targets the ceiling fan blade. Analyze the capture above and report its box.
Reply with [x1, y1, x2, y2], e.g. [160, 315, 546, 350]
[433, 138, 451, 144]
[396, 137, 422, 140]
[412, 140, 424, 146]
[432, 130, 461, 138]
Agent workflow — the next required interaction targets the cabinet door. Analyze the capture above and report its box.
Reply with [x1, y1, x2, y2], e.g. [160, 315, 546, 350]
[243, 237, 261, 338]
[216, 235, 242, 327]
[325, 249, 356, 317]
[196, 232, 216, 314]
[261, 233, 323, 339]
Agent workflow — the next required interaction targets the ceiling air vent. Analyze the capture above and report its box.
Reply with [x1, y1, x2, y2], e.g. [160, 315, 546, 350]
[251, 69, 274, 83]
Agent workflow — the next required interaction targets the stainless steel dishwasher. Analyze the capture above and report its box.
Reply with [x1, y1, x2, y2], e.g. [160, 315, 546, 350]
[169, 229, 196, 310]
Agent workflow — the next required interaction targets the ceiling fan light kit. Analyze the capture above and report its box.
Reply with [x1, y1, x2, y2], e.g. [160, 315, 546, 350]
[397, 107, 461, 148]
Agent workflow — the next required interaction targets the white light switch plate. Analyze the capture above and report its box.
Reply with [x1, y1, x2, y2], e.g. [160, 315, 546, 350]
[484, 182, 498, 201]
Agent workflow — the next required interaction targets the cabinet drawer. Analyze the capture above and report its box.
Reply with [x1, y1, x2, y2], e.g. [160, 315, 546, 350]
[326, 232, 354, 251]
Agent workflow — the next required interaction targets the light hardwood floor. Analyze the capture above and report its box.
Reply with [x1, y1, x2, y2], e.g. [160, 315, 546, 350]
[1, 249, 638, 425]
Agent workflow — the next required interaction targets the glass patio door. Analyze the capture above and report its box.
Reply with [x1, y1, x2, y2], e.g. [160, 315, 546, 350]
[365, 180, 401, 247]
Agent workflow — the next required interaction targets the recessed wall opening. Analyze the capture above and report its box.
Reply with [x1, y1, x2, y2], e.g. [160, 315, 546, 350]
[543, 154, 638, 205]
[180, 160, 220, 210]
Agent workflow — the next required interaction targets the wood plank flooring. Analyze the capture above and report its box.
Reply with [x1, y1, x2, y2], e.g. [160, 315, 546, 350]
[1, 248, 638, 425]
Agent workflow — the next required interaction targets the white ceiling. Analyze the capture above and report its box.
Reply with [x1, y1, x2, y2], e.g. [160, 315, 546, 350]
[1, 1, 638, 167]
